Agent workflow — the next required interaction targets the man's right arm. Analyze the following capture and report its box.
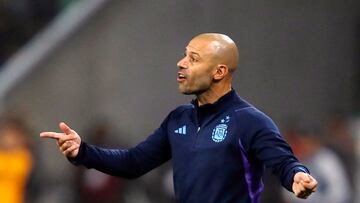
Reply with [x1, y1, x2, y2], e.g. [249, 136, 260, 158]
[69, 126, 171, 178]
[40, 120, 171, 179]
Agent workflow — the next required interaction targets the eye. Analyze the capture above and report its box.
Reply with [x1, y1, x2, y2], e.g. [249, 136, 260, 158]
[184, 52, 199, 63]
[189, 56, 199, 63]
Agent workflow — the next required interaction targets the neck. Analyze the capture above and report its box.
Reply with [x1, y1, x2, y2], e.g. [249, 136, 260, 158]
[196, 83, 232, 106]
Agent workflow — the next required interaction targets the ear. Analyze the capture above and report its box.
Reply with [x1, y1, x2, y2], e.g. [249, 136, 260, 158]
[213, 64, 228, 80]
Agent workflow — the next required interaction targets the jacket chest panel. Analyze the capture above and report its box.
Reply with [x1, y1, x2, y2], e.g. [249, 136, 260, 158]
[168, 113, 236, 154]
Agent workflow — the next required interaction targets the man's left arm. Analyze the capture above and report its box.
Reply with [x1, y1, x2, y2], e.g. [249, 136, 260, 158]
[243, 116, 317, 199]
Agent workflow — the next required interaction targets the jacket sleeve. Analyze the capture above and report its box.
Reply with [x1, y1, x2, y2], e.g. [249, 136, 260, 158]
[68, 116, 172, 179]
[240, 111, 309, 192]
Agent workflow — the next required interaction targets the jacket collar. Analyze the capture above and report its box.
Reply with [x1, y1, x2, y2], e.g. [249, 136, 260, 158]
[191, 89, 243, 114]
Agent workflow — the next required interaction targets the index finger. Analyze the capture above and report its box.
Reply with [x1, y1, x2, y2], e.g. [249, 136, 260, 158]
[40, 132, 65, 140]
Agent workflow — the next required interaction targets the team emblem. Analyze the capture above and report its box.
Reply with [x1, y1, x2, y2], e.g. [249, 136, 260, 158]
[211, 115, 230, 142]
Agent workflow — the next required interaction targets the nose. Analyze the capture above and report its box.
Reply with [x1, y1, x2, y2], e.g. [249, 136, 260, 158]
[177, 57, 187, 69]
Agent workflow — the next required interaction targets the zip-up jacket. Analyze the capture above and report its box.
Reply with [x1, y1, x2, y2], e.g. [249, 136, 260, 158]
[70, 89, 309, 203]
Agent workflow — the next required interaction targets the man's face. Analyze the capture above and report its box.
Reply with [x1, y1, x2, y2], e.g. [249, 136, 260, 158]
[176, 38, 218, 95]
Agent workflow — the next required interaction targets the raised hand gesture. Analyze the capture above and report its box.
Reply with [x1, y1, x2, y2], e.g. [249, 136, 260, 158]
[40, 122, 81, 158]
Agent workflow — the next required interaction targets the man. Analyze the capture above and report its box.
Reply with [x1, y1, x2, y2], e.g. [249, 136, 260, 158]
[40, 33, 317, 203]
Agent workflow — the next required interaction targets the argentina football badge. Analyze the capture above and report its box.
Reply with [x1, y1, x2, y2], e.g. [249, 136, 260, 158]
[212, 115, 230, 142]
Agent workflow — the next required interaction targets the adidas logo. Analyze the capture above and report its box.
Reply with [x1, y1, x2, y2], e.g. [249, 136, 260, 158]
[175, 125, 187, 135]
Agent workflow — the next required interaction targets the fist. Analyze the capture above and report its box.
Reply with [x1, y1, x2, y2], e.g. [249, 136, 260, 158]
[292, 172, 317, 199]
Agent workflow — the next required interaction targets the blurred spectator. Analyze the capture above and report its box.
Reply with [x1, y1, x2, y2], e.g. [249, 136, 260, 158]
[282, 119, 352, 203]
[350, 116, 360, 203]
[324, 113, 356, 187]
[75, 121, 126, 203]
[0, 115, 33, 203]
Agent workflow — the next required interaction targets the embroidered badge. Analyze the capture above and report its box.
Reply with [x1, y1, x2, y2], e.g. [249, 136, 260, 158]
[212, 115, 230, 142]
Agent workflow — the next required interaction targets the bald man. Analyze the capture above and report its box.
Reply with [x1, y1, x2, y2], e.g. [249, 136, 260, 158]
[41, 33, 317, 203]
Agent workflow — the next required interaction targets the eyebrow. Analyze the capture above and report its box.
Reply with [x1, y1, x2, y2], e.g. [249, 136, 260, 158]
[187, 51, 201, 58]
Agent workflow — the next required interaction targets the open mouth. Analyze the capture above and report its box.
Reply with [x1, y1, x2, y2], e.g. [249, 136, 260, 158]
[177, 73, 187, 82]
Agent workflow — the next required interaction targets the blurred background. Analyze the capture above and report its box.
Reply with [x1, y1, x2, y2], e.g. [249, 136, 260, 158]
[0, 0, 359, 202]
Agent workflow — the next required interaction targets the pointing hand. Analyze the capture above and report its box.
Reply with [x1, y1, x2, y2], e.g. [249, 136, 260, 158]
[40, 122, 81, 158]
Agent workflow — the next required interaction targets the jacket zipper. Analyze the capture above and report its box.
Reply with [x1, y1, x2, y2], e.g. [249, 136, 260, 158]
[192, 108, 201, 149]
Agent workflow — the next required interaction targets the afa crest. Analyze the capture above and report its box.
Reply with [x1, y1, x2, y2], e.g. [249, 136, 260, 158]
[212, 124, 228, 142]
[211, 115, 230, 142]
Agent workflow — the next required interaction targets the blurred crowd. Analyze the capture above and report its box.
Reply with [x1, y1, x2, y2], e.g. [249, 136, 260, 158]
[0, 0, 77, 67]
[261, 113, 359, 203]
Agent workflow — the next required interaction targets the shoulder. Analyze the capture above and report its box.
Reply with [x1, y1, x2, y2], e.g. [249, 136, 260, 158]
[233, 105, 278, 131]
[232, 104, 284, 152]
[158, 104, 193, 130]
[173, 104, 193, 113]
[165, 104, 193, 120]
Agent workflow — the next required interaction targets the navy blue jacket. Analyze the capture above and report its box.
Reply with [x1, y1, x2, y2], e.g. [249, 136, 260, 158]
[70, 89, 309, 203]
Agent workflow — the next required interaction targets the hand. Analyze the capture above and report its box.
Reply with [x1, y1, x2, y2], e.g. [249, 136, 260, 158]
[292, 172, 317, 199]
[40, 122, 81, 158]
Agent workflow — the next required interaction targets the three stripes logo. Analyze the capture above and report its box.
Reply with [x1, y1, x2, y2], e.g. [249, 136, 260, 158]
[174, 125, 187, 135]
